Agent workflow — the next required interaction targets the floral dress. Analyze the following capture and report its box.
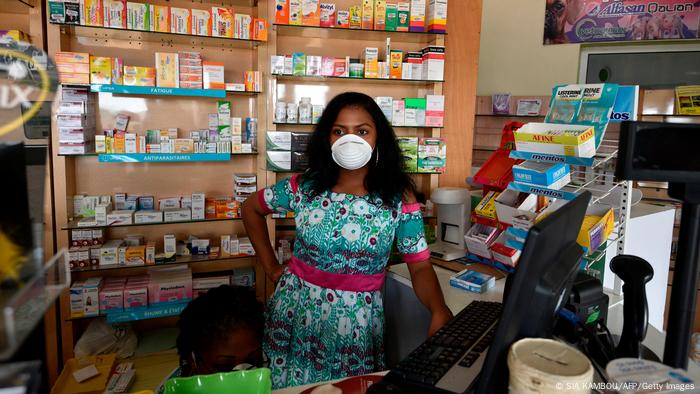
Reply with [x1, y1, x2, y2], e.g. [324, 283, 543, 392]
[258, 175, 429, 389]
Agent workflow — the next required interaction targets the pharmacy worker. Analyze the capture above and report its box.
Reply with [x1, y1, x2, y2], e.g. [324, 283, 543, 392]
[242, 92, 452, 389]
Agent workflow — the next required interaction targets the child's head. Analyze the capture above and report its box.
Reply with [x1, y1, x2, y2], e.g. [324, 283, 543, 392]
[176, 285, 264, 376]
[305, 92, 415, 205]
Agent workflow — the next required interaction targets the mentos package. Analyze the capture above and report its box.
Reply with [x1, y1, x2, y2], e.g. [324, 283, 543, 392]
[545, 83, 619, 149]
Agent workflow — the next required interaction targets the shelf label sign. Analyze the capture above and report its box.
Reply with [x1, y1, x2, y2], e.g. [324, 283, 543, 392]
[98, 153, 231, 162]
[544, 0, 700, 44]
[106, 302, 187, 323]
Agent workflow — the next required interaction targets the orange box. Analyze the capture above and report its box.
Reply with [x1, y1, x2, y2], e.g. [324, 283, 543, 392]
[57, 62, 90, 74]
[84, 0, 103, 26]
[205, 198, 217, 219]
[58, 73, 90, 85]
[254, 18, 268, 41]
[275, 0, 289, 24]
[170, 7, 191, 34]
[301, 0, 320, 26]
[192, 9, 212, 36]
[174, 139, 194, 153]
[361, 0, 374, 29]
[212, 7, 234, 37]
[55, 52, 90, 64]
[152, 5, 170, 32]
[114, 132, 126, 153]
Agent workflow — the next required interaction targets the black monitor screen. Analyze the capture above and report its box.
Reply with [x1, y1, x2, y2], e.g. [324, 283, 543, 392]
[617, 122, 700, 183]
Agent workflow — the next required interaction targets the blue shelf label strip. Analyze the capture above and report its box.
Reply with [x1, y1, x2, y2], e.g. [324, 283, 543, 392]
[509, 151, 595, 167]
[507, 182, 579, 200]
[90, 84, 227, 98]
[99, 153, 231, 162]
[106, 302, 188, 324]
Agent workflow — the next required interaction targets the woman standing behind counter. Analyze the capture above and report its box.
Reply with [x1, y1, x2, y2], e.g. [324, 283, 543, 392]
[242, 92, 452, 389]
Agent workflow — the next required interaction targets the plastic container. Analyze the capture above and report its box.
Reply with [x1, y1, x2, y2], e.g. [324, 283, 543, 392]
[164, 368, 271, 394]
[298, 97, 312, 124]
[274, 102, 287, 123]
[286, 103, 298, 123]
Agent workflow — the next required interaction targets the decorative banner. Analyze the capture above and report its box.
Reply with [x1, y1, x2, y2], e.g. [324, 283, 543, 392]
[544, 0, 700, 44]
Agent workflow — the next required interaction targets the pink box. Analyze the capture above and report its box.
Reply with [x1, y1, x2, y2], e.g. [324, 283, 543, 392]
[148, 278, 192, 305]
[124, 286, 148, 309]
[99, 286, 124, 312]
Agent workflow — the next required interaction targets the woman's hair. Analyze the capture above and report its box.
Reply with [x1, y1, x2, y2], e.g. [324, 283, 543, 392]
[176, 285, 264, 368]
[303, 91, 415, 205]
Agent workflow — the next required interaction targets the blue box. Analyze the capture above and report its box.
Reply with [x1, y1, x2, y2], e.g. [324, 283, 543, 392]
[512, 161, 570, 188]
[449, 269, 496, 294]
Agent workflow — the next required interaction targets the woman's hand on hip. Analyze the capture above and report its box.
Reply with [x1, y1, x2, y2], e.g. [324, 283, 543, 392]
[267, 263, 286, 283]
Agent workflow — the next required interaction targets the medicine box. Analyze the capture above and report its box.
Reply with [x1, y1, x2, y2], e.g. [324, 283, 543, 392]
[291, 132, 312, 152]
[449, 269, 495, 294]
[164, 234, 177, 259]
[464, 224, 499, 259]
[425, 95, 445, 127]
[306, 56, 322, 76]
[397, 137, 418, 172]
[513, 162, 571, 190]
[349, 5, 362, 28]
[267, 151, 292, 171]
[234, 13, 252, 39]
[422, 46, 445, 81]
[266, 131, 292, 151]
[89, 56, 111, 85]
[374, 0, 387, 30]
[494, 189, 538, 228]
[211, 7, 234, 37]
[418, 137, 446, 173]
[475, 191, 499, 220]
[192, 9, 211, 36]
[164, 208, 192, 222]
[397, 1, 410, 31]
[364, 47, 379, 78]
[292, 151, 309, 171]
[84, 0, 104, 26]
[292, 53, 306, 76]
[427, 0, 447, 33]
[232, 267, 255, 287]
[289, 0, 302, 25]
[150, 4, 170, 32]
[191, 239, 210, 255]
[577, 204, 614, 255]
[82, 277, 102, 316]
[392, 100, 405, 126]
[99, 286, 124, 312]
[361, 0, 374, 29]
[125, 245, 146, 266]
[513, 123, 596, 158]
[490, 232, 521, 268]
[275, 0, 289, 24]
[103, 0, 127, 29]
[70, 282, 84, 318]
[106, 210, 134, 225]
[127, 2, 150, 30]
[409, 0, 426, 32]
[271, 55, 285, 75]
[134, 210, 163, 224]
[302, 0, 320, 26]
[320, 3, 336, 27]
[192, 192, 206, 220]
[170, 7, 191, 34]
[390, 50, 403, 79]
[386, 1, 399, 31]
[404, 98, 426, 127]
[376, 97, 393, 123]
[124, 286, 148, 309]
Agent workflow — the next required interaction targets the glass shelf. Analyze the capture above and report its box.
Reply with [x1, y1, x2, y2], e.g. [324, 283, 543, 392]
[58, 152, 258, 159]
[71, 253, 255, 274]
[273, 122, 443, 129]
[62, 84, 260, 97]
[51, 23, 263, 49]
[0, 250, 69, 361]
[270, 169, 442, 174]
[62, 217, 241, 231]
[68, 303, 189, 324]
[274, 24, 445, 43]
[475, 114, 545, 117]
[274, 74, 443, 84]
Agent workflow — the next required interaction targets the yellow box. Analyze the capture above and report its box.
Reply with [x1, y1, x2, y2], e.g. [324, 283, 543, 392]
[577, 205, 614, 255]
[152, 5, 170, 32]
[114, 133, 125, 153]
[374, 0, 386, 30]
[302, 0, 321, 26]
[57, 62, 90, 74]
[363, 47, 379, 78]
[174, 139, 194, 153]
[475, 191, 499, 220]
[89, 56, 112, 85]
[289, 0, 302, 25]
[349, 6, 362, 28]
[170, 7, 191, 34]
[126, 245, 146, 265]
[123, 66, 156, 86]
[0, 30, 29, 42]
[362, 0, 374, 29]
[84, 0, 103, 26]
[155, 52, 179, 88]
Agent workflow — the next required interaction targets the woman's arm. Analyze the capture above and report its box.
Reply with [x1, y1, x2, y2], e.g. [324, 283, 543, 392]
[242, 196, 284, 282]
[407, 260, 454, 336]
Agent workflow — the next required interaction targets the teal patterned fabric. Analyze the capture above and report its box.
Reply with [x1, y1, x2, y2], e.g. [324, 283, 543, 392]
[260, 177, 428, 388]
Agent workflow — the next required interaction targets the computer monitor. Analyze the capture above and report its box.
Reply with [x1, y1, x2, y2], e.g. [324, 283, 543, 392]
[476, 191, 591, 394]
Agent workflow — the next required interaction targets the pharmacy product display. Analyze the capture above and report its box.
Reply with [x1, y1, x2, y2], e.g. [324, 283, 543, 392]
[49, 2, 268, 41]
[271, 44, 444, 81]
[55, 50, 261, 92]
[69, 266, 254, 319]
[68, 230, 255, 271]
[58, 86, 96, 155]
[274, 0, 447, 33]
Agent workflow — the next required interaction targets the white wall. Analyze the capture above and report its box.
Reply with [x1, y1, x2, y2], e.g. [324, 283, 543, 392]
[477, 0, 581, 96]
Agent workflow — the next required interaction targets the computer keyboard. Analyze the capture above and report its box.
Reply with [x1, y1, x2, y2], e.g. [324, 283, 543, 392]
[385, 301, 502, 392]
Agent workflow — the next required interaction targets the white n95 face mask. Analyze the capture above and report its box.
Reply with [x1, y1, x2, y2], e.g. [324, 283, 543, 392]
[331, 134, 374, 170]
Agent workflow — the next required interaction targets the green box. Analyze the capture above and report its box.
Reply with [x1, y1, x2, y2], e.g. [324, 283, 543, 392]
[386, 2, 398, 31]
[292, 53, 306, 76]
[49, 1, 66, 23]
[397, 136, 418, 172]
[418, 137, 446, 173]
[397, 2, 410, 31]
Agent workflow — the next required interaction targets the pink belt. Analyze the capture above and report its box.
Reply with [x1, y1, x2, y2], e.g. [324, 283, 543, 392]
[288, 256, 385, 292]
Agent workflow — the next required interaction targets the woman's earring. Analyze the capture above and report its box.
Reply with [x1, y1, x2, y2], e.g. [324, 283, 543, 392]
[375, 149, 379, 166]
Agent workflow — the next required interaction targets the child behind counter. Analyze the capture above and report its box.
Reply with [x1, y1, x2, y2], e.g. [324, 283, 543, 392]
[157, 285, 265, 393]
